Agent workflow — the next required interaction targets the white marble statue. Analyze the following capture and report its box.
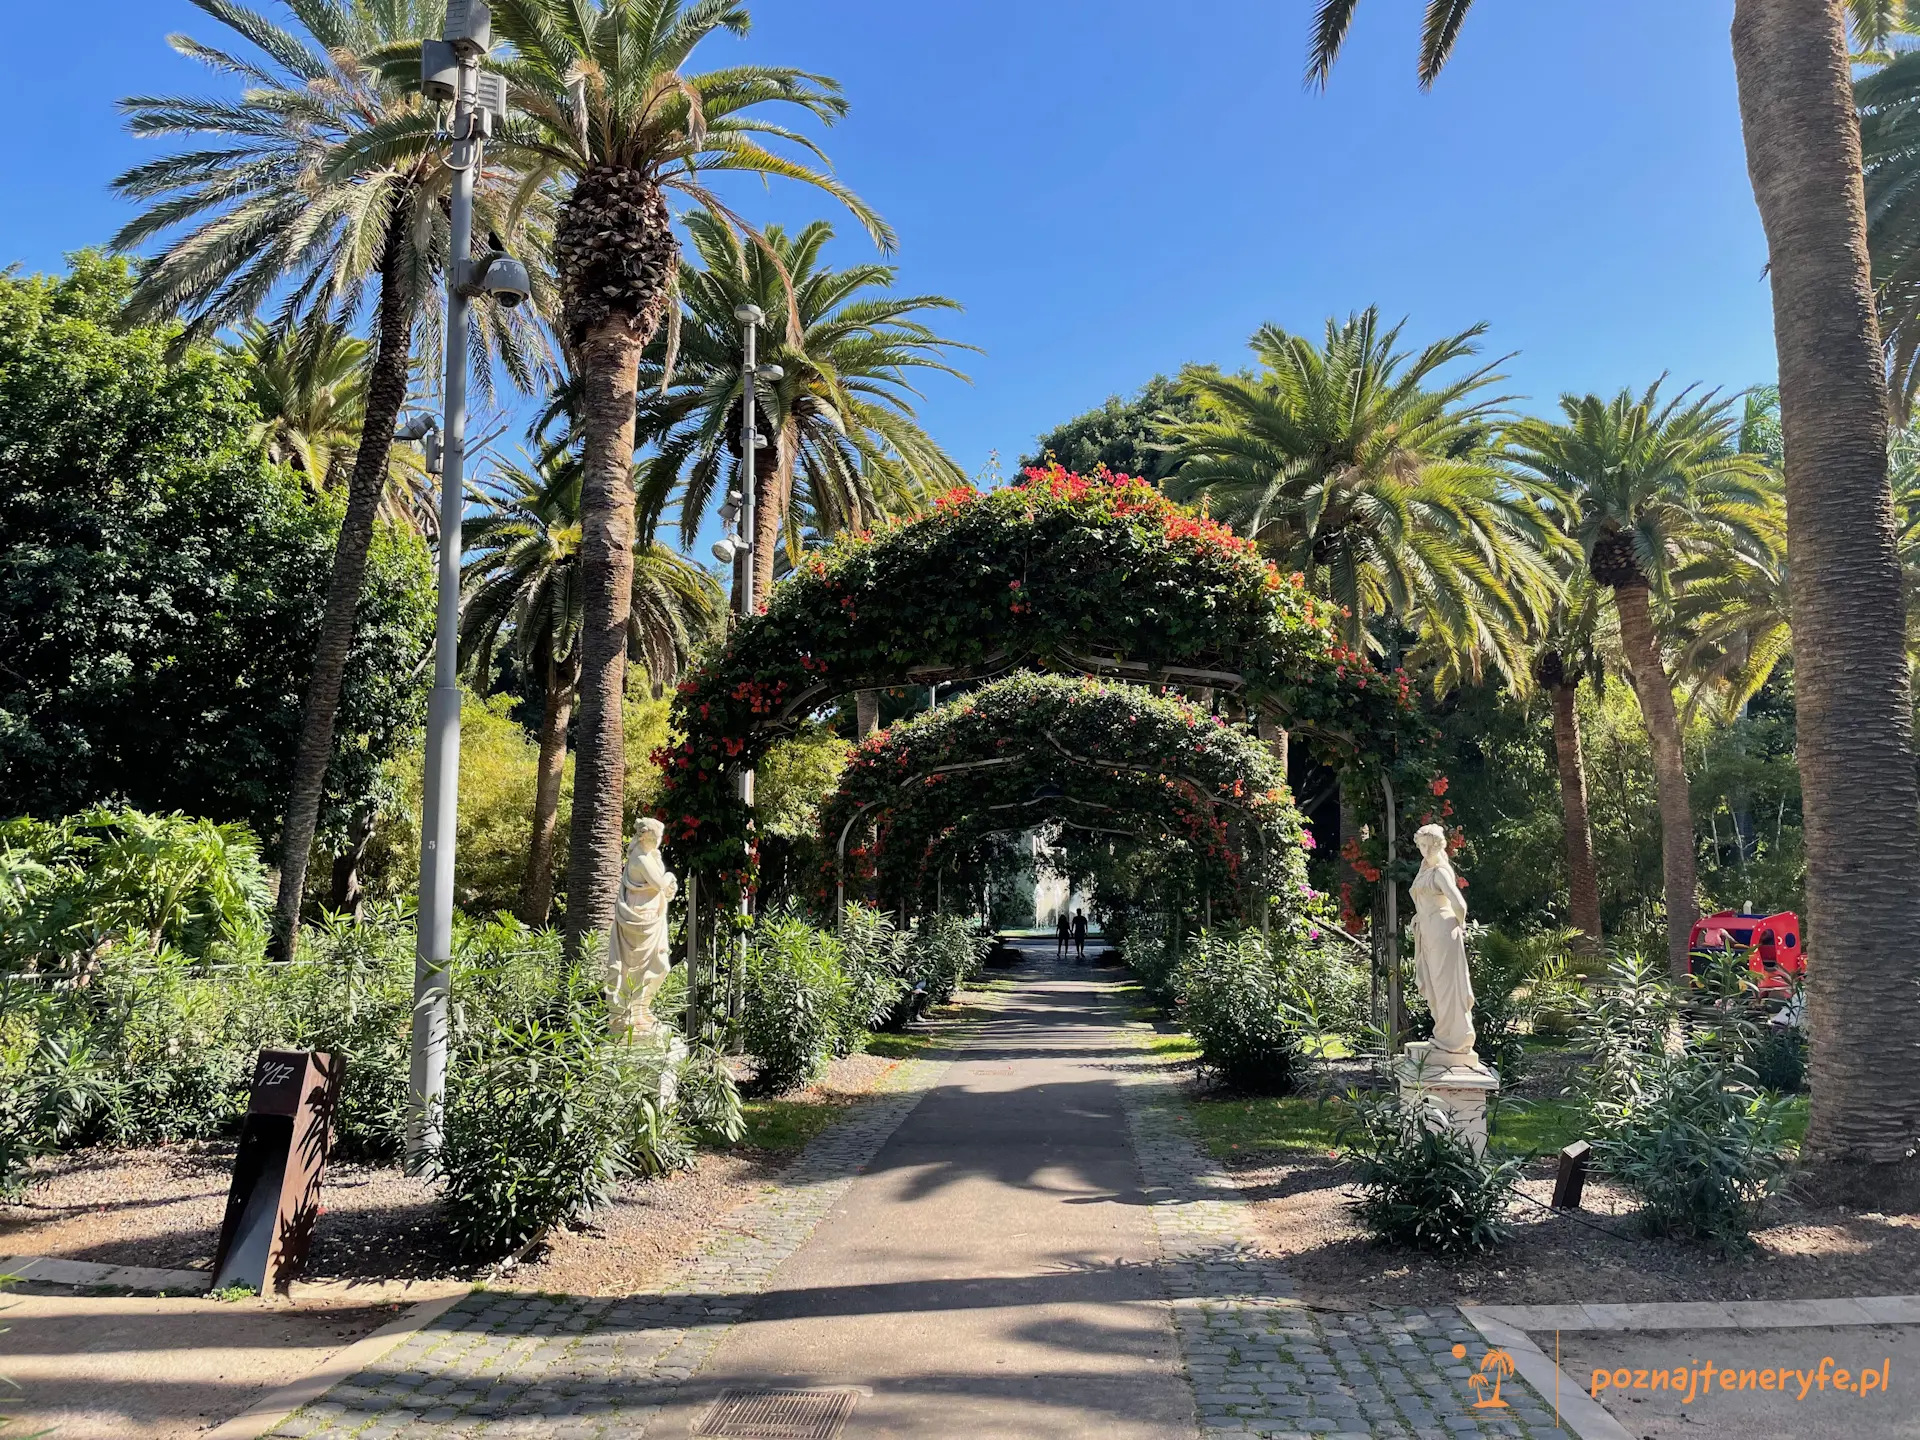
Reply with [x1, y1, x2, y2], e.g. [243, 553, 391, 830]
[609, 818, 677, 1038]
[1410, 822, 1478, 1068]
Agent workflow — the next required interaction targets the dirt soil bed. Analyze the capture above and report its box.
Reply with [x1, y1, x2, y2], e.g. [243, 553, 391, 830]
[0, 1047, 924, 1296]
[1204, 1076, 1920, 1308]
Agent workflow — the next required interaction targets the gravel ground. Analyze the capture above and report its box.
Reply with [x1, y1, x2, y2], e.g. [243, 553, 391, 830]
[0, 1048, 927, 1293]
[1224, 1131, 1920, 1309]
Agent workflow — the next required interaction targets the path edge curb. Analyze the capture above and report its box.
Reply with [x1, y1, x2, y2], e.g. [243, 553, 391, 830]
[200, 1287, 473, 1440]
[1461, 1307, 1631, 1440]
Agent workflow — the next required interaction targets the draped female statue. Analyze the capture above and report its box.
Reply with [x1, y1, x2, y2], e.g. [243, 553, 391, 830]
[1410, 822, 1478, 1067]
[610, 818, 677, 1037]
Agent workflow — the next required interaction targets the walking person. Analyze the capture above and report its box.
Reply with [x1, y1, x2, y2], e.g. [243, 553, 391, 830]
[1056, 909, 1071, 960]
[1072, 907, 1088, 962]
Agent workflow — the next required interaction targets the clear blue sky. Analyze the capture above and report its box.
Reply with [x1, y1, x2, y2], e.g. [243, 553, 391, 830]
[0, 0, 1772, 482]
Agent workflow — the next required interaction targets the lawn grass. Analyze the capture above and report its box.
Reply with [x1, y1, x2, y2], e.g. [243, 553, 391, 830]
[861, 1030, 936, 1060]
[737, 1096, 853, 1151]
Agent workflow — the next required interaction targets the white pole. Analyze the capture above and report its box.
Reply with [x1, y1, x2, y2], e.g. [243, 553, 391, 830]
[408, 51, 481, 1161]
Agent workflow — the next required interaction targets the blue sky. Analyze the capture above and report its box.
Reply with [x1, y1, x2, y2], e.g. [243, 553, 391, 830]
[0, 0, 1771, 484]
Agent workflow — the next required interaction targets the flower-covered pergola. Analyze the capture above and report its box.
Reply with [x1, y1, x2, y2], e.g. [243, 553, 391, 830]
[816, 673, 1311, 924]
[656, 467, 1431, 910]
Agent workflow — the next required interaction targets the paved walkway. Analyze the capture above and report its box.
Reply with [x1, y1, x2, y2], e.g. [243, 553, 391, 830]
[266, 954, 1572, 1440]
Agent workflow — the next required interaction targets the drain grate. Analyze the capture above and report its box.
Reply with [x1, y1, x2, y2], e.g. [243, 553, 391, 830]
[693, 1387, 862, 1439]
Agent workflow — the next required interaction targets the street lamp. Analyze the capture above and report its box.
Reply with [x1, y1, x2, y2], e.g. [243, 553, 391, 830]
[406, 8, 524, 1161]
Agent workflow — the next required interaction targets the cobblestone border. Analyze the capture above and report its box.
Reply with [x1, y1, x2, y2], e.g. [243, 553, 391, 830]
[264, 1045, 959, 1439]
[1113, 1014, 1577, 1440]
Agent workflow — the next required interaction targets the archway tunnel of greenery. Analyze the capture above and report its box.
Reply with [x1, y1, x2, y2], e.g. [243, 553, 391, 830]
[815, 673, 1310, 930]
[655, 467, 1432, 915]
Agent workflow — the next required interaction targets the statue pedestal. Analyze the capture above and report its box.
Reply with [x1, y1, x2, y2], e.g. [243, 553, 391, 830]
[627, 1027, 687, 1111]
[1395, 1041, 1501, 1155]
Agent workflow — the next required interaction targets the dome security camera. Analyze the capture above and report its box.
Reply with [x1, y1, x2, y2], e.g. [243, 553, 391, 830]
[477, 254, 531, 308]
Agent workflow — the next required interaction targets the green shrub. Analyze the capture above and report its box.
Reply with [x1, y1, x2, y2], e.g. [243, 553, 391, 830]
[1750, 1027, 1807, 1094]
[1342, 1090, 1521, 1254]
[434, 1003, 687, 1257]
[837, 904, 908, 1033]
[907, 914, 987, 1005]
[1574, 950, 1676, 1106]
[1590, 1048, 1794, 1254]
[674, 1043, 745, 1143]
[1176, 930, 1311, 1093]
[741, 916, 850, 1093]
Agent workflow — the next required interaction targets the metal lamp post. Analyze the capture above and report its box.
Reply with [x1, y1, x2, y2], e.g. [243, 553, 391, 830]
[406, 0, 527, 1159]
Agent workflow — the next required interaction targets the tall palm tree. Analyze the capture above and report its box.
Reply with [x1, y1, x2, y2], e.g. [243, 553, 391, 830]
[1505, 386, 1774, 977]
[463, 454, 722, 924]
[1162, 309, 1560, 690]
[635, 211, 971, 601]
[489, 0, 891, 955]
[111, 0, 551, 959]
[1306, 0, 1920, 1186]
[1532, 571, 1605, 953]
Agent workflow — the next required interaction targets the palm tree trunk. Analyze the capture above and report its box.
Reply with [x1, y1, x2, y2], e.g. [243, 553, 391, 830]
[856, 689, 880, 737]
[1612, 583, 1697, 977]
[1732, 0, 1920, 1167]
[1549, 681, 1602, 953]
[271, 208, 413, 961]
[750, 429, 786, 605]
[520, 637, 578, 927]
[562, 320, 643, 957]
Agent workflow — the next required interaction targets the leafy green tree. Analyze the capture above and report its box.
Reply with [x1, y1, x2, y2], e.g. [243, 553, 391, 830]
[1020, 376, 1198, 484]
[111, 0, 550, 956]
[489, 0, 890, 956]
[1162, 309, 1560, 689]
[1505, 384, 1773, 976]
[0, 258, 431, 852]
[636, 211, 970, 601]
[462, 454, 721, 924]
[1307, 0, 1920, 1185]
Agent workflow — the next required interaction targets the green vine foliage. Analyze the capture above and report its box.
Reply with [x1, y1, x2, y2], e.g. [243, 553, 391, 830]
[656, 467, 1429, 902]
[817, 672, 1308, 919]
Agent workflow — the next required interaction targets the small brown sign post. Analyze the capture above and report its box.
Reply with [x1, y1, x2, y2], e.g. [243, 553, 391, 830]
[1551, 1140, 1592, 1211]
[210, 1049, 343, 1294]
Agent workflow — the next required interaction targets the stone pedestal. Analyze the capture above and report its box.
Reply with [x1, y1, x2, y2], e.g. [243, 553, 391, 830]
[1395, 1041, 1501, 1155]
[628, 1027, 687, 1111]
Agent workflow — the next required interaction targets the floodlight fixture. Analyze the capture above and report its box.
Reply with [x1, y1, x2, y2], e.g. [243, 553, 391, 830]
[712, 535, 741, 564]
[718, 492, 742, 529]
[443, 0, 492, 57]
[420, 39, 459, 101]
[760, 364, 784, 383]
[395, 413, 439, 443]
[734, 303, 765, 326]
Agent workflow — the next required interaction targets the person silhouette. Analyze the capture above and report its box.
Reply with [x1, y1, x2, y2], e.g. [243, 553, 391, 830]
[1072, 908, 1088, 961]
[1056, 910, 1070, 959]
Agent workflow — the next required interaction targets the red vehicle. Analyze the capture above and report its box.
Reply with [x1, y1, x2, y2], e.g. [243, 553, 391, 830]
[1687, 909, 1804, 997]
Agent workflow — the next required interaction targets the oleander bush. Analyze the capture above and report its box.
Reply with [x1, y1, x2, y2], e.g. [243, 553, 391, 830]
[435, 979, 692, 1257]
[1342, 1090, 1521, 1255]
[907, 914, 988, 1005]
[1176, 929, 1314, 1094]
[837, 903, 909, 1034]
[740, 914, 852, 1094]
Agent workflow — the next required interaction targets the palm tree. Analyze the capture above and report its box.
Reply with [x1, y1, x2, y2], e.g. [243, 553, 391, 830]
[111, 0, 550, 958]
[489, 0, 891, 955]
[1532, 571, 1605, 953]
[463, 454, 722, 924]
[1305, 0, 1920, 1183]
[635, 211, 971, 601]
[1162, 309, 1561, 690]
[1505, 385, 1773, 977]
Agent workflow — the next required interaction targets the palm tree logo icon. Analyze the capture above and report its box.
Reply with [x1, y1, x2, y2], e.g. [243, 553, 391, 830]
[1454, 1343, 1514, 1408]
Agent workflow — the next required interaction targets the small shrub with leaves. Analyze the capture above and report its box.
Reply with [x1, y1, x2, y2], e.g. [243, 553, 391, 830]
[434, 969, 688, 1258]
[1750, 1026, 1807, 1095]
[1590, 1048, 1794, 1254]
[837, 903, 908, 1034]
[1574, 950, 1676, 1106]
[1176, 929, 1312, 1094]
[908, 914, 987, 1005]
[740, 916, 851, 1094]
[1342, 1090, 1521, 1254]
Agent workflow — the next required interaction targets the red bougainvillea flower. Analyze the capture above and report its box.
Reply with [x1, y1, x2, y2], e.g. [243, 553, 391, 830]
[1430, 775, 1450, 796]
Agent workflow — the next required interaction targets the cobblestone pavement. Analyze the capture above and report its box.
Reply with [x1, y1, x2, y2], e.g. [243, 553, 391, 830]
[1117, 1021, 1575, 1440]
[266, 1051, 954, 1439]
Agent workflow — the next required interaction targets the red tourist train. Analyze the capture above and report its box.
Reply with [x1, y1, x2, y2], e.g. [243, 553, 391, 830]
[1686, 909, 1804, 998]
